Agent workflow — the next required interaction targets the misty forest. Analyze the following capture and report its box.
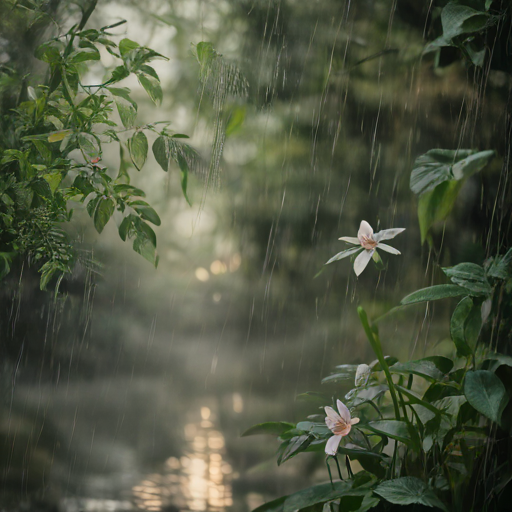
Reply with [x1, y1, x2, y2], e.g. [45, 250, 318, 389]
[1, 1, 512, 512]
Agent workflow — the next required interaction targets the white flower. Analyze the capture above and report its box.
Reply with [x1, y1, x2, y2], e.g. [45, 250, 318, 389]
[326, 220, 405, 276]
[324, 399, 360, 456]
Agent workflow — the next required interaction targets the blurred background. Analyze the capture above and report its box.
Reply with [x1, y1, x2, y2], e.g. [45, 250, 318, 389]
[0, 1, 508, 511]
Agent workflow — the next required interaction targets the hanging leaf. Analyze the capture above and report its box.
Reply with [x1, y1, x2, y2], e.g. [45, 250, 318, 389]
[401, 284, 468, 305]
[93, 196, 115, 233]
[366, 420, 412, 445]
[129, 200, 161, 226]
[450, 297, 474, 357]
[128, 131, 148, 171]
[136, 72, 162, 104]
[464, 370, 508, 425]
[78, 133, 101, 162]
[390, 357, 452, 382]
[109, 87, 138, 128]
[277, 435, 312, 465]
[441, 3, 490, 41]
[375, 477, 448, 511]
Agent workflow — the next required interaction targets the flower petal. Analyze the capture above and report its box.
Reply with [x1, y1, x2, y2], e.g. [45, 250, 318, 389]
[325, 246, 363, 265]
[350, 417, 360, 426]
[353, 249, 374, 276]
[338, 236, 360, 245]
[377, 243, 401, 255]
[357, 220, 373, 239]
[373, 227, 405, 242]
[325, 406, 341, 431]
[336, 399, 351, 423]
[325, 434, 342, 456]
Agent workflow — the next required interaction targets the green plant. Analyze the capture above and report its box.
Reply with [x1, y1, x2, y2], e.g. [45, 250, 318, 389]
[0, 1, 201, 291]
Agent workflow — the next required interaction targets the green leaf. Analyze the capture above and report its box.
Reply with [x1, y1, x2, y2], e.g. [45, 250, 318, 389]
[374, 477, 448, 511]
[486, 248, 512, 279]
[325, 246, 363, 265]
[226, 106, 246, 136]
[73, 175, 95, 197]
[366, 420, 412, 444]
[464, 303, 482, 350]
[31, 178, 52, 199]
[441, 3, 490, 41]
[68, 47, 100, 63]
[464, 370, 508, 424]
[137, 72, 162, 104]
[119, 38, 140, 57]
[241, 421, 295, 437]
[118, 215, 134, 241]
[113, 184, 146, 197]
[450, 297, 474, 357]
[109, 87, 137, 128]
[48, 129, 73, 143]
[443, 262, 491, 296]
[78, 133, 101, 162]
[128, 131, 148, 171]
[130, 200, 161, 226]
[401, 284, 468, 305]
[321, 364, 358, 384]
[390, 357, 453, 382]
[277, 435, 312, 465]
[133, 227, 158, 266]
[252, 496, 287, 512]
[93, 196, 115, 233]
[283, 481, 362, 512]
[35, 40, 64, 63]
[417, 179, 462, 243]
[110, 65, 130, 83]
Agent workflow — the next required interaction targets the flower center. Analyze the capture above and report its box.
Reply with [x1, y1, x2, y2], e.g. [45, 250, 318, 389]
[332, 419, 350, 436]
[359, 234, 378, 250]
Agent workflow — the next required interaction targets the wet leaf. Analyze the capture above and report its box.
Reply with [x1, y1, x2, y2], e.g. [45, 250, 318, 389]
[464, 370, 508, 424]
[450, 296, 474, 357]
[137, 72, 162, 105]
[401, 284, 468, 305]
[130, 200, 161, 226]
[93, 196, 115, 233]
[375, 477, 448, 511]
[443, 262, 491, 296]
[128, 132, 148, 171]
[366, 420, 412, 445]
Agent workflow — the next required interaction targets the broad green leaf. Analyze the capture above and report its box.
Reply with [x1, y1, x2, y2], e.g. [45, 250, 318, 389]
[401, 284, 468, 305]
[137, 72, 162, 104]
[39, 261, 58, 291]
[78, 133, 101, 162]
[241, 421, 295, 437]
[443, 262, 491, 296]
[48, 129, 73, 143]
[390, 357, 451, 382]
[43, 172, 62, 193]
[417, 179, 462, 242]
[109, 87, 138, 128]
[366, 420, 412, 445]
[130, 200, 161, 226]
[252, 496, 287, 512]
[338, 445, 389, 479]
[68, 47, 100, 63]
[133, 231, 158, 266]
[35, 40, 64, 63]
[31, 178, 52, 199]
[464, 303, 482, 350]
[73, 175, 95, 197]
[113, 184, 146, 197]
[450, 296, 474, 357]
[283, 481, 363, 512]
[119, 215, 134, 241]
[119, 38, 140, 57]
[374, 477, 448, 511]
[395, 385, 443, 417]
[483, 353, 512, 373]
[128, 132, 148, 171]
[325, 246, 362, 265]
[277, 435, 312, 465]
[110, 65, 130, 83]
[93, 196, 115, 233]
[441, 3, 490, 41]
[434, 395, 467, 422]
[464, 370, 508, 424]
[486, 248, 512, 279]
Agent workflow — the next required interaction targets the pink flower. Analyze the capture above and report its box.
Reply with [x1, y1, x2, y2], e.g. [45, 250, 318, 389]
[324, 399, 360, 456]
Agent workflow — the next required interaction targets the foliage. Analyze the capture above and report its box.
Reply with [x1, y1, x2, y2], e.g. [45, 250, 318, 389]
[0, 2, 200, 290]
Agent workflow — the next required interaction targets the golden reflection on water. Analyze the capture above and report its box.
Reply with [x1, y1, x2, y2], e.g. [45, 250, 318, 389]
[132, 406, 233, 512]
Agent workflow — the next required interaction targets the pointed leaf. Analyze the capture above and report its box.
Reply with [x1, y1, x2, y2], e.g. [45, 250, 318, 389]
[401, 284, 468, 305]
[450, 297, 474, 357]
[128, 131, 148, 171]
[464, 370, 507, 424]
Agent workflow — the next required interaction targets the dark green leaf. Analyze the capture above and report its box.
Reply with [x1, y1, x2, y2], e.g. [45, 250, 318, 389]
[128, 131, 148, 171]
[486, 248, 512, 279]
[119, 215, 134, 241]
[72, 175, 95, 196]
[401, 284, 468, 305]
[390, 358, 449, 382]
[110, 65, 130, 83]
[366, 420, 412, 445]
[374, 477, 448, 511]
[442, 3, 490, 40]
[31, 178, 52, 199]
[113, 184, 145, 197]
[464, 370, 508, 424]
[283, 481, 360, 512]
[450, 296, 474, 357]
[68, 47, 100, 63]
[443, 262, 491, 296]
[93, 196, 115, 233]
[277, 435, 312, 465]
[252, 496, 287, 512]
[130, 200, 161, 226]
[78, 133, 101, 162]
[464, 303, 482, 350]
[241, 421, 295, 437]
